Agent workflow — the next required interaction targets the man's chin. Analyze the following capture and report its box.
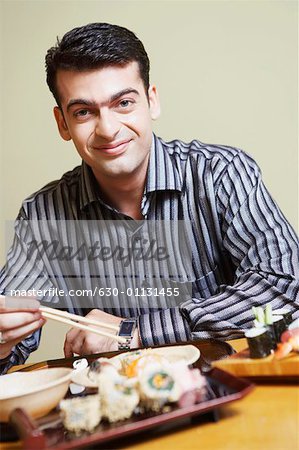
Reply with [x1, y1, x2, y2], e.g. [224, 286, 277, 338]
[93, 163, 136, 179]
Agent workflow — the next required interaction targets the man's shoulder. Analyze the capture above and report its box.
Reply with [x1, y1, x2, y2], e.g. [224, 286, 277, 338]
[21, 165, 82, 216]
[159, 136, 243, 163]
[158, 136, 259, 178]
[24, 165, 82, 201]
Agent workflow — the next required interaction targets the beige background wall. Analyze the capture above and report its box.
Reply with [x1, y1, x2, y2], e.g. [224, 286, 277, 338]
[1, 0, 298, 363]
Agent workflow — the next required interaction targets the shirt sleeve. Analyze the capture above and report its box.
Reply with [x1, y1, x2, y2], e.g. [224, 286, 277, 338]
[0, 212, 53, 373]
[138, 151, 299, 344]
[0, 212, 55, 296]
[0, 331, 41, 374]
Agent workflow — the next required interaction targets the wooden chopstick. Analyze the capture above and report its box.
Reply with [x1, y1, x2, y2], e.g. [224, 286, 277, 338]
[40, 306, 119, 331]
[41, 311, 127, 344]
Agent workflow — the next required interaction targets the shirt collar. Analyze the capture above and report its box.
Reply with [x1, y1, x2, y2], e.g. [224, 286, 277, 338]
[79, 162, 100, 210]
[79, 133, 183, 210]
[145, 134, 183, 194]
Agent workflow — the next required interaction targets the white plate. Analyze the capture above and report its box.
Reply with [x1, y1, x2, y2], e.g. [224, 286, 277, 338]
[71, 345, 200, 388]
[110, 344, 200, 366]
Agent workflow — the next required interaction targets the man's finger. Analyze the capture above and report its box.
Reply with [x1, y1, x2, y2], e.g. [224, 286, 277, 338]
[0, 312, 42, 331]
[0, 318, 46, 353]
[0, 295, 40, 312]
[63, 339, 73, 358]
[64, 328, 82, 358]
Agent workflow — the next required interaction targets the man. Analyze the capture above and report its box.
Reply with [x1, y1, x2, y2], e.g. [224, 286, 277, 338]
[0, 23, 298, 374]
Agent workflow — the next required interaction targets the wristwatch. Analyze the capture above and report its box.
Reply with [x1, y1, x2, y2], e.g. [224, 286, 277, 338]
[118, 319, 137, 351]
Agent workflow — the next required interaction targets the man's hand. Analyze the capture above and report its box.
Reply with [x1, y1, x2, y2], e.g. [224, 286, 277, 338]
[0, 296, 46, 360]
[64, 309, 141, 357]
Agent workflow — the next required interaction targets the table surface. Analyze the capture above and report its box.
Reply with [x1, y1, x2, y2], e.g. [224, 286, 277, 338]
[1, 339, 298, 450]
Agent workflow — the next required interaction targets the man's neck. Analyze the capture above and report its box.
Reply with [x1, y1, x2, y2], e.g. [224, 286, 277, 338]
[93, 166, 148, 220]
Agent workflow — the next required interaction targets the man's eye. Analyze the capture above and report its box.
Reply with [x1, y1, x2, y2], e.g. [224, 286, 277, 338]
[74, 109, 90, 117]
[119, 100, 132, 108]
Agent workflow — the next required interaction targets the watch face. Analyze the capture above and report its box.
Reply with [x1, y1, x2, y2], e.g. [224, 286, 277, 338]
[120, 320, 135, 337]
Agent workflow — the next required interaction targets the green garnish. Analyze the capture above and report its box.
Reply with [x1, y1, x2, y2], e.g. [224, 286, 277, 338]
[256, 307, 265, 324]
[252, 304, 273, 326]
[265, 304, 273, 325]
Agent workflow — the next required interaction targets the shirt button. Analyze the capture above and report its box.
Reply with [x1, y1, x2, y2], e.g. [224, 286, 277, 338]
[142, 279, 151, 288]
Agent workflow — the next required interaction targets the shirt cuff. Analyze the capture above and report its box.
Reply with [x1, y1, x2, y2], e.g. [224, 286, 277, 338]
[137, 307, 192, 347]
[0, 347, 16, 374]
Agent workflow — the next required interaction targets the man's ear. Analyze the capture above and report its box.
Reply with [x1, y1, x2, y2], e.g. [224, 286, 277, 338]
[148, 85, 161, 120]
[53, 106, 72, 141]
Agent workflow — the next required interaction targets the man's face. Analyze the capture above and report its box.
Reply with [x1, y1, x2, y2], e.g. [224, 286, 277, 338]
[54, 62, 160, 184]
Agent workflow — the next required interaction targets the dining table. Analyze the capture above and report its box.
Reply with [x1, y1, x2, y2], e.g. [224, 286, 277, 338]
[0, 339, 298, 450]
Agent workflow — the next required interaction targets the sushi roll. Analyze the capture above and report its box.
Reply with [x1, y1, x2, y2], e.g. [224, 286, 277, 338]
[59, 394, 101, 434]
[272, 309, 293, 326]
[138, 364, 181, 411]
[118, 350, 145, 377]
[289, 318, 299, 330]
[119, 350, 167, 378]
[131, 354, 170, 378]
[87, 357, 118, 383]
[170, 361, 206, 407]
[97, 369, 139, 423]
[172, 361, 205, 393]
[269, 315, 288, 343]
[119, 349, 144, 368]
[245, 327, 273, 358]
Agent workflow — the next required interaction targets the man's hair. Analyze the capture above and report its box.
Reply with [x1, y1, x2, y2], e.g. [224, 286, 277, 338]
[45, 22, 150, 106]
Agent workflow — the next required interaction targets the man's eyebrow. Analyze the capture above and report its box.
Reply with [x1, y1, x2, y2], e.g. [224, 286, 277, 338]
[66, 99, 96, 112]
[66, 88, 140, 112]
[110, 88, 139, 102]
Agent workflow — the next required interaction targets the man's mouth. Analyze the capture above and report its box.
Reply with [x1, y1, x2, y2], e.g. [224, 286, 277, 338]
[93, 139, 132, 156]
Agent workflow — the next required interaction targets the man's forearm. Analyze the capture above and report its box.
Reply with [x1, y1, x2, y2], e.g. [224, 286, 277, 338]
[181, 271, 299, 340]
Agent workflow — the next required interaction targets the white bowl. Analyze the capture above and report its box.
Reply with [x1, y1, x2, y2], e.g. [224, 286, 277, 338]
[0, 368, 72, 422]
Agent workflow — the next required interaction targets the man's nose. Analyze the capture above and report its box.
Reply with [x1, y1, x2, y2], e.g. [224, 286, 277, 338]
[95, 111, 120, 140]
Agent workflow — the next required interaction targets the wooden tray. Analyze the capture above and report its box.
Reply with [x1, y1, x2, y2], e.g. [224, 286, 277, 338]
[212, 347, 299, 382]
[8, 367, 254, 450]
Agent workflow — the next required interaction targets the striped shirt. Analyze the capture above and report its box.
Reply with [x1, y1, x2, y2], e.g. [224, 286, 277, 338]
[1, 134, 298, 373]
